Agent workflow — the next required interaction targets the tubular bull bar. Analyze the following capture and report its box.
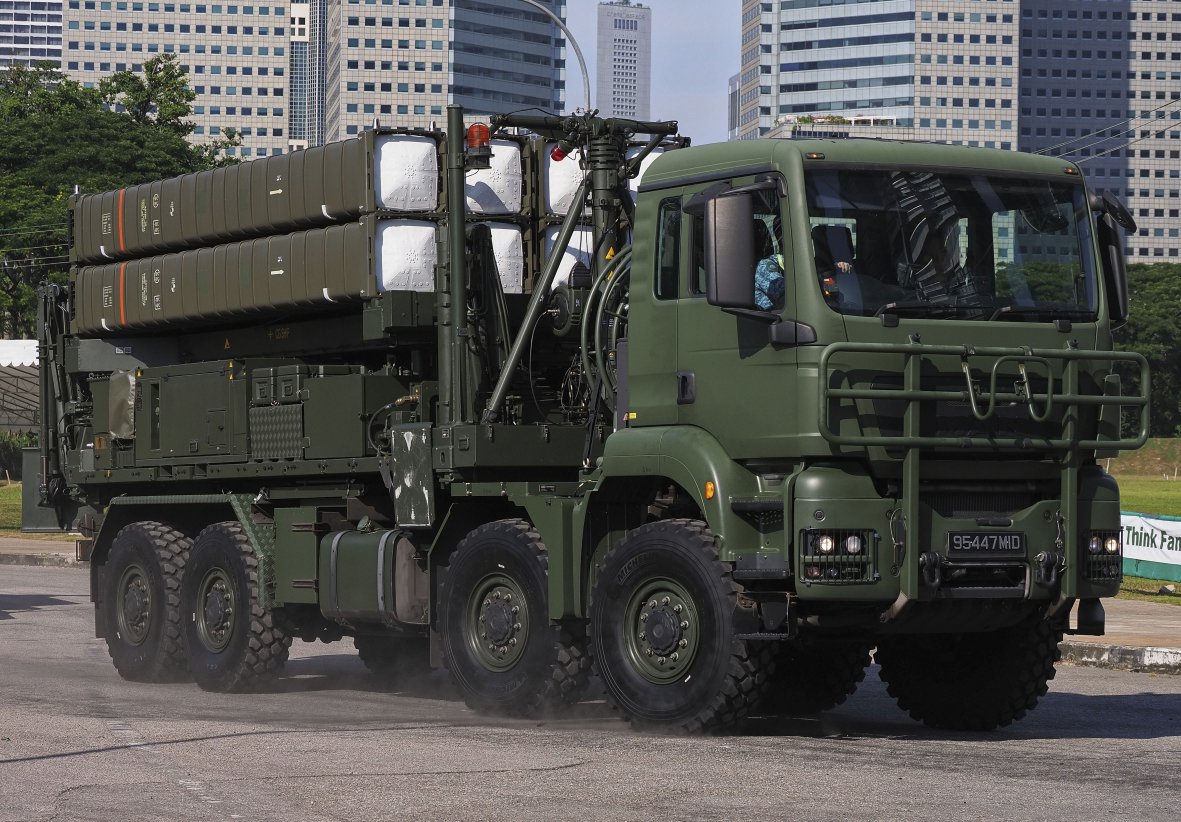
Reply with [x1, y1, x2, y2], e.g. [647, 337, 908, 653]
[816, 341, 1150, 621]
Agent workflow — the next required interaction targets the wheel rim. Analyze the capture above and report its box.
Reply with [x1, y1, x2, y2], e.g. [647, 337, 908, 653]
[116, 563, 152, 646]
[195, 567, 236, 653]
[465, 572, 529, 672]
[622, 577, 699, 684]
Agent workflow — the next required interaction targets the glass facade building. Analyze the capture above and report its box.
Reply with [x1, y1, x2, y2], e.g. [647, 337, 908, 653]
[742, 0, 1179, 260]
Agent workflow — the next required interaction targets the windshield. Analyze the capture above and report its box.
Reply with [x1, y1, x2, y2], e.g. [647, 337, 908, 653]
[804, 168, 1098, 321]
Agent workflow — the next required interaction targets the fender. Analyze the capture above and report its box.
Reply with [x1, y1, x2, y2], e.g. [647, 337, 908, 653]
[590, 425, 769, 562]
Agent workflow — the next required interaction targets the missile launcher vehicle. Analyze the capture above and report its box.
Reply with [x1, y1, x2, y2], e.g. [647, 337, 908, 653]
[34, 106, 1148, 732]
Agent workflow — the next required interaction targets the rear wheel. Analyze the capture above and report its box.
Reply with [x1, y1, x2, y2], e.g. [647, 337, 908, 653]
[439, 519, 590, 716]
[103, 521, 190, 682]
[589, 519, 773, 733]
[876, 616, 1062, 730]
[761, 637, 872, 715]
[181, 521, 291, 692]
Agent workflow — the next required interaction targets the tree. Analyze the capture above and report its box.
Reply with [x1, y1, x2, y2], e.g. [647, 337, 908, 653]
[1114, 263, 1181, 438]
[99, 54, 196, 135]
[0, 61, 234, 336]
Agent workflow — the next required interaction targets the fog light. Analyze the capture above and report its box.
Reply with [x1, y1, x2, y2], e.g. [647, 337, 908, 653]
[805, 565, 822, 579]
[844, 534, 863, 555]
[1104, 536, 1120, 555]
[1088, 535, 1103, 555]
[815, 534, 835, 555]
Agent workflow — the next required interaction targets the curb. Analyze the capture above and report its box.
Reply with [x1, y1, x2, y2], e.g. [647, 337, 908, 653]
[1060, 641, 1181, 675]
[0, 553, 83, 569]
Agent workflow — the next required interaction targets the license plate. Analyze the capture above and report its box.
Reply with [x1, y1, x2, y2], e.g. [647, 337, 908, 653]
[946, 531, 1026, 555]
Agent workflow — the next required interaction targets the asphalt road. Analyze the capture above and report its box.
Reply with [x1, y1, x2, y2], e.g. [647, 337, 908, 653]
[2, 566, 1180, 822]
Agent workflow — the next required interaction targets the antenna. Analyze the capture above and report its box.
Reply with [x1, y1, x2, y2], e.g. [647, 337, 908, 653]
[514, 0, 591, 112]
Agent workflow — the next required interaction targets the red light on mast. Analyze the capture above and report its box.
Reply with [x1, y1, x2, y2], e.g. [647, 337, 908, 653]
[466, 123, 491, 151]
[550, 140, 574, 162]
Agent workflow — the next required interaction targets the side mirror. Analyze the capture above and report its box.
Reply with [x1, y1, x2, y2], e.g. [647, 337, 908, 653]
[703, 191, 757, 310]
[1093, 192, 1134, 328]
[1097, 214, 1129, 327]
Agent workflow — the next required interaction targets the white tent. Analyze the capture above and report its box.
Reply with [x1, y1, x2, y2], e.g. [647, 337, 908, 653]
[0, 340, 38, 432]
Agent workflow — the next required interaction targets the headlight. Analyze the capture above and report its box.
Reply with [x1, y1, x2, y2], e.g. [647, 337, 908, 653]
[844, 535, 863, 555]
[815, 534, 835, 555]
[1104, 536, 1120, 555]
[1088, 535, 1103, 555]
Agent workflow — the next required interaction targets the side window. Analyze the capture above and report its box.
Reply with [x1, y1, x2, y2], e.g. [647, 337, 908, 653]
[689, 212, 706, 295]
[655, 197, 681, 300]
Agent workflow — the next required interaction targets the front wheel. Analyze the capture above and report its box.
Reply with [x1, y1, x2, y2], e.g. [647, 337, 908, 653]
[589, 519, 772, 733]
[876, 616, 1062, 730]
[180, 522, 291, 692]
[439, 519, 590, 716]
[761, 637, 872, 715]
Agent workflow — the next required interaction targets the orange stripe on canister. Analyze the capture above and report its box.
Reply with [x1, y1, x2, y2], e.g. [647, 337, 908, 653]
[117, 188, 125, 252]
[119, 262, 126, 326]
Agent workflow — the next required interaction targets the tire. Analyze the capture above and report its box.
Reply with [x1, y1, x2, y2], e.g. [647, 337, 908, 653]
[876, 616, 1062, 731]
[355, 634, 431, 680]
[762, 638, 872, 715]
[589, 519, 773, 734]
[103, 521, 191, 682]
[439, 519, 591, 716]
[181, 521, 291, 692]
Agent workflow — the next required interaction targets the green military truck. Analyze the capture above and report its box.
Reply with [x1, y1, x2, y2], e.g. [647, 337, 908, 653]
[34, 106, 1148, 732]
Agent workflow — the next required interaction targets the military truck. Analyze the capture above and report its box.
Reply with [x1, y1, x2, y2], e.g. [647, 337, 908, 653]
[34, 106, 1148, 733]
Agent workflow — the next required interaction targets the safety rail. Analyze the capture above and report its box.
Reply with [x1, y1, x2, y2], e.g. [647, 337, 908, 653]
[818, 341, 1150, 452]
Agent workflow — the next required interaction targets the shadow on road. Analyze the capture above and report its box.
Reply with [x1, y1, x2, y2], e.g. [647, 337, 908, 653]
[738, 688, 1181, 742]
[0, 594, 75, 620]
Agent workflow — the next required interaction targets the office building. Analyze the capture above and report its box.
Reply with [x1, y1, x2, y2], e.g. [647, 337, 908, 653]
[1018, 1, 1181, 260]
[324, 0, 566, 142]
[59, 0, 565, 158]
[0, 0, 63, 68]
[62, 0, 291, 159]
[743, 0, 1179, 259]
[595, 0, 650, 119]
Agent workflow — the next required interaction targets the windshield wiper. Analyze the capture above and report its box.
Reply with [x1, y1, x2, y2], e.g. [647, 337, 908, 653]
[874, 299, 968, 319]
[988, 303, 1096, 322]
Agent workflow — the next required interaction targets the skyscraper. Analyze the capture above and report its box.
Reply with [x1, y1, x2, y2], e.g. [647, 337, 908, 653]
[595, 0, 650, 119]
[742, 0, 1179, 260]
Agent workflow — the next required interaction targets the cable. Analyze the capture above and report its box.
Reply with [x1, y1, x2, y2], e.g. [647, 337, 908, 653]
[0, 243, 68, 254]
[1075, 124, 1174, 164]
[0, 222, 68, 238]
[1036, 95, 1181, 155]
[1054, 112, 1178, 162]
[1, 254, 70, 264]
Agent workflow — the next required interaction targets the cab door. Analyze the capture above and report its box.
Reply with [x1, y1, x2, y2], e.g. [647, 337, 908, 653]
[623, 193, 685, 427]
[674, 176, 799, 459]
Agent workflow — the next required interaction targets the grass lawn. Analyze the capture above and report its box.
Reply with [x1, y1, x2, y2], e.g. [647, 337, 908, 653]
[1117, 477, 1181, 518]
[0, 483, 75, 541]
[0, 483, 22, 530]
[1119, 575, 1181, 606]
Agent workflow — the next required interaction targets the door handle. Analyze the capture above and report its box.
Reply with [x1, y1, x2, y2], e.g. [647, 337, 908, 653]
[676, 371, 696, 405]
